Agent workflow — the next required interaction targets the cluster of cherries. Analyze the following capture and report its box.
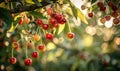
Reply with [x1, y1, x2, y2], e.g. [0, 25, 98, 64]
[88, 1, 120, 25]
[8, 7, 75, 66]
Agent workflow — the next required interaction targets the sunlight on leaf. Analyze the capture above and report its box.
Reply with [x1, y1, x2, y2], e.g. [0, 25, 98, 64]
[77, 8, 88, 24]
[47, 42, 56, 50]
[0, 2, 7, 8]
[57, 24, 65, 35]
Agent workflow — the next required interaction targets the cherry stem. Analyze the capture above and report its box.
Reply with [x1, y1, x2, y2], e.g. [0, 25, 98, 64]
[25, 44, 28, 58]
[67, 20, 72, 32]
[11, 47, 14, 57]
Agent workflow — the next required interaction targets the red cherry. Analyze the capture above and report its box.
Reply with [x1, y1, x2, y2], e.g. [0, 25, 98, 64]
[9, 57, 17, 64]
[51, 13, 58, 18]
[42, 24, 49, 30]
[59, 18, 66, 24]
[105, 15, 111, 21]
[100, 6, 106, 11]
[88, 12, 94, 18]
[113, 18, 119, 24]
[46, 33, 53, 40]
[18, 18, 23, 25]
[37, 44, 45, 51]
[55, 14, 63, 20]
[107, 1, 113, 7]
[112, 5, 118, 11]
[31, 51, 39, 58]
[49, 18, 57, 24]
[53, 23, 59, 28]
[111, 11, 118, 18]
[46, 8, 53, 16]
[24, 58, 32, 66]
[35, 18, 43, 25]
[67, 32, 75, 39]
[97, 2, 104, 7]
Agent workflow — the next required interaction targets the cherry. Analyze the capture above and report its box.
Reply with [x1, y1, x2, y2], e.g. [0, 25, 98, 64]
[9, 57, 17, 64]
[33, 34, 40, 41]
[27, 41, 34, 48]
[81, 5, 86, 10]
[37, 44, 45, 51]
[31, 51, 39, 58]
[18, 18, 23, 25]
[55, 14, 63, 20]
[42, 24, 49, 30]
[113, 18, 119, 24]
[97, 2, 104, 7]
[107, 1, 113, 7]
[58, 18, 66, 24]
[12, 42, 20, 49]
[24, 58, 32, 66]
[80, 53, 88, 61]
[24, 17, 30, 24]
[49, 18, 57, 24]
[45, 33, 53, 40]
[67, 32, 75, 39]
[112, 5, 118, 11]
[100, 6, 106, 11]
[88, 12, 94, 18]
[53, 23, 59, 28]
[105, 15, 111, 21]
[46, 7, 53, 16]
[100, 17, 106, 24]
[111, 11, 118, 18]
[35, 18, 43, 25]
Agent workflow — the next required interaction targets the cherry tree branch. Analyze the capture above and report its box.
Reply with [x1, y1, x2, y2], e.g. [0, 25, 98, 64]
[10, 1, 50, 13]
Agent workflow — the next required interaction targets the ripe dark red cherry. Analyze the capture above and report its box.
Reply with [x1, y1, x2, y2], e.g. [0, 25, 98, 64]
[107, 1, 113, 7]
[105, 15, 111, 21]
[88, 12, 93, 18]
[35, 18, 43, 25]
[49, 18, 57, 24]
[9, 57, 17, 64]
[31, 51, 39, 58]
[100, 6, 106, 11]
[24, 58, 32, 66]
[111, 11, 118, 18]
[37, 44, 45, 51]
[97, 2, 104, 7]
[55, 14, 63, 20]
[46, 33, 53, 40]
[113, 18, 119, 24]
[112, 5, 118, 11]
[67, 32, 74, 39]
[42, 24, 49, 30]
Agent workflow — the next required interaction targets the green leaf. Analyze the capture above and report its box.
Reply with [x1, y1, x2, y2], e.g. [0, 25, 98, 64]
[57, 24, 65, 35]
[69, 1, 88, 24]
[29, 11, 46, 19]
[7, 17, 21, 32]
[32, 0, 42, 6]
[69, 1, 78, 19]
[0, 8, 13, 30]
[77, 8, 88, 24]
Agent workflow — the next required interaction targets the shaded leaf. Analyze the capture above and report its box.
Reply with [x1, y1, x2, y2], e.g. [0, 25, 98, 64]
[0, 8, 13, 29]
[92, 0, 97, 4]
[29, 11, 46, 19]
[32, 0, 42, 6]
[0, 2, 7, 8]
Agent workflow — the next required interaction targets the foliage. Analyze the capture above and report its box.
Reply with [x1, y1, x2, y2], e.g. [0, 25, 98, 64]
[0, 0, 120, 71]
